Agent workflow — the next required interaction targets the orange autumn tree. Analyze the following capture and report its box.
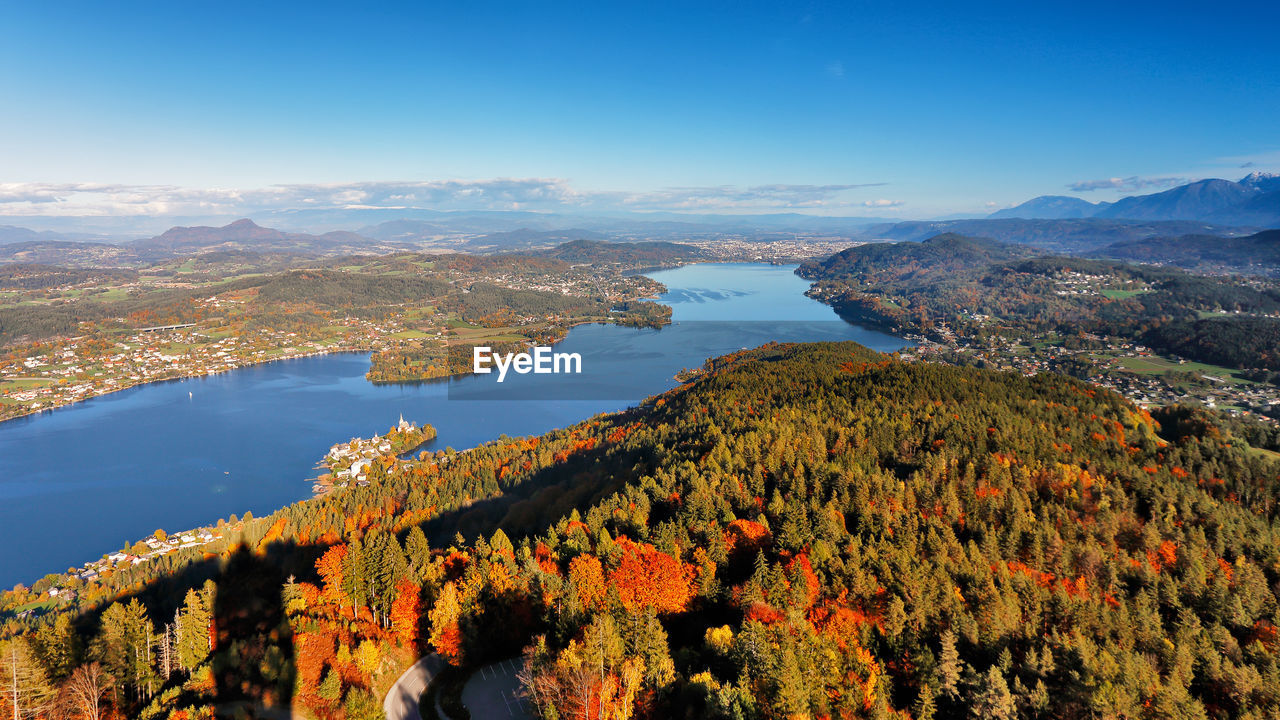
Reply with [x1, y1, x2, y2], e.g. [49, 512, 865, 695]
[390, 580, 421, 649]
[293, 631, 336, 700]
[315, 544, 349, 613]
[608, 539, 694, 614]
[428, 581, 464, 665]
[569, 554, 606, 610]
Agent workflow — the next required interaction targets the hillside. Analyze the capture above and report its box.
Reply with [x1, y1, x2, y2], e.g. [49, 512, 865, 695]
[1094, 179, 1260, 222]
[1209, 190, 1280, 228]
[130, 219, 411, 258]
[1102, 229, 1280, 275]
[800, 233, 1036, 283]
[3, 342, 1279, 719]
[799, 234, 1280, 372]
[0, 240, 133, 267]
[858, 218, 1253, 253]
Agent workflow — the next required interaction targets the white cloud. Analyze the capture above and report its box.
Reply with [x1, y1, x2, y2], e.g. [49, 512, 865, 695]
[617, 183, 886, 211]
[1066, 175, 1189, 193]
[0, 179, 890, 217]
[862, 198, 903, 208]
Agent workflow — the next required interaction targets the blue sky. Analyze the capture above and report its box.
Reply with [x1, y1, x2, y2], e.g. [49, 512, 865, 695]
[1, 1, 1277, 220]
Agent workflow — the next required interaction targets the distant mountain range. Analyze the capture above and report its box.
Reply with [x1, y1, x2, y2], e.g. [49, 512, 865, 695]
[0, 219, 417, 266]
[134, 218, 411, 256]
[992, 172, 1280, 226]
[0, 225, 114, 246]
[855, 218, 1257, 253]
[3, 175, 1279, 271]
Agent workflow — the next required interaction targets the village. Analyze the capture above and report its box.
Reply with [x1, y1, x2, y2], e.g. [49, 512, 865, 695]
[0, 316, 406, 420]
[902, 330, 1280, 422]
[312, 416, 436, 496]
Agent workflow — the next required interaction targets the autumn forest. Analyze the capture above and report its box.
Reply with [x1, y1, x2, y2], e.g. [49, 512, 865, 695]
[3, 341, 1278, 719]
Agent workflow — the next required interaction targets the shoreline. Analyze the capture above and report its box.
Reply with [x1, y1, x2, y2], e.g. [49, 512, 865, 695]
[0, 346, 376, 426]
[6, 263, 818, 589]
[1, 269, 679, 422]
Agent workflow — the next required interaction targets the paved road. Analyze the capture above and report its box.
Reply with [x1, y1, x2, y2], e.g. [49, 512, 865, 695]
[461, 657, 532, 719]
[383, 653, 443, 720]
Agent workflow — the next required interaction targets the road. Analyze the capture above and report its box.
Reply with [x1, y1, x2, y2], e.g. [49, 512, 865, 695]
[383, 653, 443, 720]
[461, 657, 532, 719]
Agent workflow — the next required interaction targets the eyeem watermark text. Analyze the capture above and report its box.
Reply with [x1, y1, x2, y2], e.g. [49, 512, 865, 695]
[473, 346, 583, 382]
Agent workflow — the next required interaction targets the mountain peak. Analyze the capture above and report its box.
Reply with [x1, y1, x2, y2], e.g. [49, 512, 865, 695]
[225, 218, 261, 229]
[1240, 171, 1280, 192]
[989, 195, 1104, 220]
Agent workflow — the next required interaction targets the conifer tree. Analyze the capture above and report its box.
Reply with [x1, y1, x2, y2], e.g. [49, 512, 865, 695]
[0, 638, 55, 720]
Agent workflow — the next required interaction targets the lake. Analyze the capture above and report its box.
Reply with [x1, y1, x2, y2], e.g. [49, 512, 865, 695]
[0, 263, 906, 588]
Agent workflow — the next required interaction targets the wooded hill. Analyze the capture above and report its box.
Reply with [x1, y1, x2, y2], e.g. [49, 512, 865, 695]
[799, 234, 1280, 370]
[3, 342, 1279, 719]
[1101, 230, 1280, 277]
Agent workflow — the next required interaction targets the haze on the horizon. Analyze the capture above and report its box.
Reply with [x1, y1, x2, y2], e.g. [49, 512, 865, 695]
[1, 0, 1277, 223]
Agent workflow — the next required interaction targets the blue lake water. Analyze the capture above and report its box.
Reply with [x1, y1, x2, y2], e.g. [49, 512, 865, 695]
[0, 263, 906, 587]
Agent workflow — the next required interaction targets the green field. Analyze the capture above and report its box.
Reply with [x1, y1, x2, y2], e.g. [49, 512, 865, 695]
[1100, 288, 1152, 299]
[159, 342, 200, 354]
[1110, 354, 1254, 385]
[451, 325, 529, 342]
[0, 377, 53, 390]
[93, 287, 133, 301]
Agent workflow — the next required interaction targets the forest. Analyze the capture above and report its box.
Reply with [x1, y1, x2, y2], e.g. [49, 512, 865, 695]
[3, 341, 1279, 719]
[1102, 230, 1280, 276]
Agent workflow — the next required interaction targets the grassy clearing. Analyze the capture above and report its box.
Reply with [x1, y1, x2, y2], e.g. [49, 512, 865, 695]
[159, 342, 200, 354]
[403, 306, 437, 320]
[1101, 288, 1152, 299]
[1111, 354, 1257, 387]
[93, 287, 133, 301]
[1, 377, 53, 390]
[1247, 446, 1280, 462]
[446, 317, 481, 330]
[13, 598, 59, 614]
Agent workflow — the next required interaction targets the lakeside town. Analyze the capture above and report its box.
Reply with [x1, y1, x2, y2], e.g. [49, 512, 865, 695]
[0, 319, 398, 420]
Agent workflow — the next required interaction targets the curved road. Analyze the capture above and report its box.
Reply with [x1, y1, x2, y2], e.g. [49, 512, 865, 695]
[384, 653, 443, 720]
[461, 658, 532, 719]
